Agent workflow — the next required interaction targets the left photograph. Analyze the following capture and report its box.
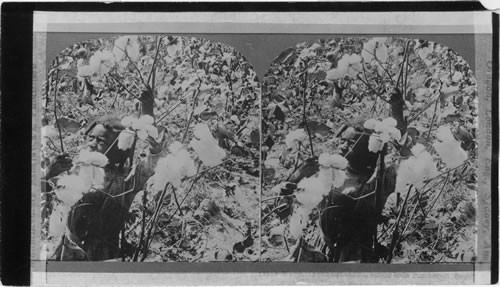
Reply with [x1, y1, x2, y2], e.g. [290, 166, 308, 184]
[39, 35, 261, 262]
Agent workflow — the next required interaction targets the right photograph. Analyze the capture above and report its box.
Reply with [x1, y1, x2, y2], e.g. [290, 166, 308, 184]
[260, 37, 478, 263]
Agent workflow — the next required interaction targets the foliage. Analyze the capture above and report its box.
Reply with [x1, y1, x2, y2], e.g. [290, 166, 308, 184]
[41, 35, 260, 262]
[261, 37, 477, 263]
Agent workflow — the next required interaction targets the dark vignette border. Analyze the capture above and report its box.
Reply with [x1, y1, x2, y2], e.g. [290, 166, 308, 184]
[0, 2, 492, 286]
[491, 12, 499, 286]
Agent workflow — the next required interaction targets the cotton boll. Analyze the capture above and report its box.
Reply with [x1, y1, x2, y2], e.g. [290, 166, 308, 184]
[388, 127, 401, 142]
[78, 165, 106, 188]
[117, 130, 135, 151]
[57, 175, 89, 206]
[138, 115, 154, 125]
[433, 140, 467, 168]
[136, 129, 148, 141]
[379, 132, 391, 143]
[113, 36, 140, 61]
[435, 126, 456, 143]
[329, 154, 348, 169]
[332, 169, 347, 188]
[363, 118, 379, 130]
[319, 153, 348, 169]
[152, 146, 197, 190]
[190, 137, 226, 167]
[395, 147, 438, 193]
[368, 134, 384, 153]
[144, 124, 158, 139]
[89, 51, 115, 76]
[77, 65, 94, 77]
[121, 116, 136, 128]
[433, 126, 468, 168]
[193, 123, 213, 140]
[169, 141, 184, 154]
[362, 40, 376, 62]
[342, 127, 357, 139]
[49, 204, 70, 238]
[411, 143, 426, 156]
[77, 150, 108, 167]
[285, 129, 308, 149]
[382, 117, 397, 127]
[318, 153, 331, 167]
[325, 68, 346, 81]
[288, 207, 309, 239]
[375, 43, 388, 63]
[152, 157, 170, 191]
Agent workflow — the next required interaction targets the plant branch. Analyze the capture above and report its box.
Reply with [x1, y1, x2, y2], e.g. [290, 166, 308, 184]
[132, 189, 148, 261]
[53, 70, 65, 153]
[115, 45, 152, 94]
[357, 72, 390, 104]
[362, 47, 395, 84]
[396, 40, 411, 90]
[301, 70, 315, 157]
[425, 98, 440, 142]
[106, 73, 138, 99]
[181, 80, 202, 144]
[386, 184, 412, 263]
[156, 100, 183, 123]
[140, 182, 170, 261]
[147, 36, 164, 87]
[171, 187, 183, 216]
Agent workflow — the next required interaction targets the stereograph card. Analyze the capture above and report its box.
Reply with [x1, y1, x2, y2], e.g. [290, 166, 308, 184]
[29, 8, 495, 285]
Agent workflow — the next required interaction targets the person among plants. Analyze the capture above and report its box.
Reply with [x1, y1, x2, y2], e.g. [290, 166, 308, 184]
[44, 110, 163, 261]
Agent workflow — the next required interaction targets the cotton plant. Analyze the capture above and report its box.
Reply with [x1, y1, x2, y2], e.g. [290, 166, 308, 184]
[288, 152, 348, 239]
[363, 117, 402, 153]
[433, 125, 468, 169]
[189, 123, 226, 167]
[118, 115, 159, 150]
